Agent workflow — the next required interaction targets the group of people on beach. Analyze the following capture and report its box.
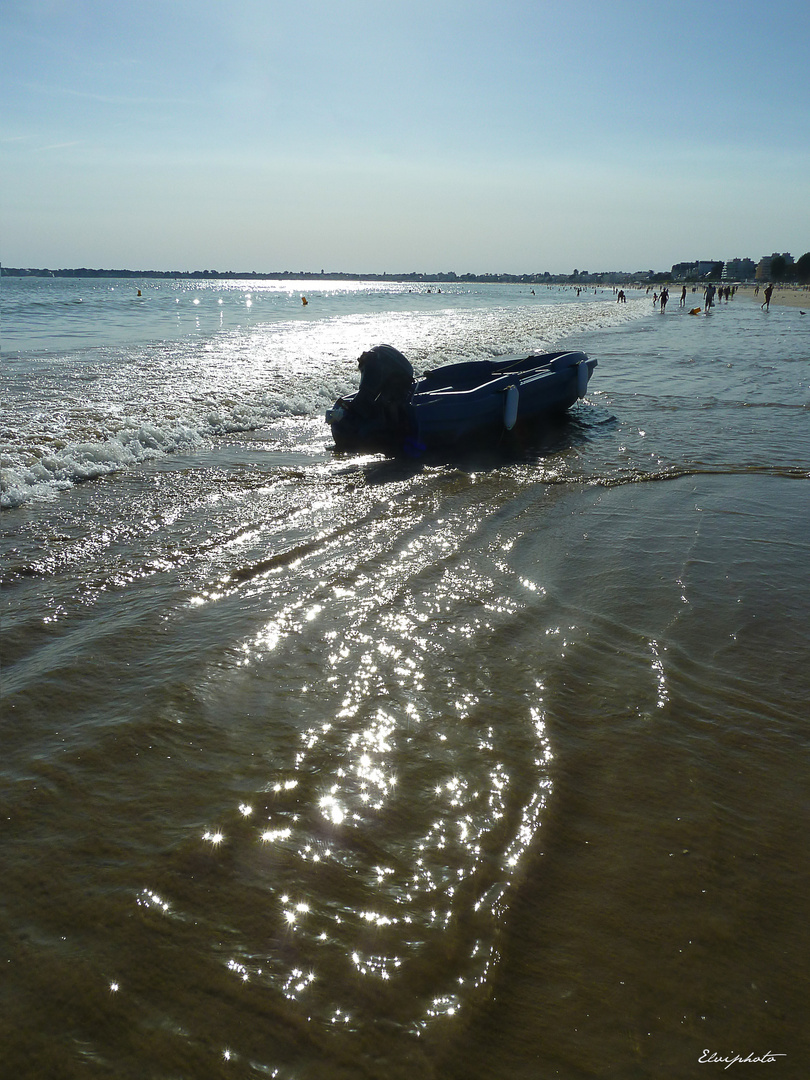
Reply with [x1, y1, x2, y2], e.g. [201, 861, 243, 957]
[704, 284, 738, 310]
[616, 279, 797, 315]
[645, 281, 743, 313]
[609, 280, 780, 314]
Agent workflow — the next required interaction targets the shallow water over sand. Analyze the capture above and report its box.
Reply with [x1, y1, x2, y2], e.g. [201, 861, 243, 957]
[2, 281, 809, 1077]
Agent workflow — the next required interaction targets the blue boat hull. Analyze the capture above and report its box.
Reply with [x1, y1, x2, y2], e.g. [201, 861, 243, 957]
[327, 349, 596, 455]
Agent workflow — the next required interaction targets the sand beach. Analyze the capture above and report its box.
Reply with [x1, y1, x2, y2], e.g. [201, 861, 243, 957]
[734, 282, 809, 308]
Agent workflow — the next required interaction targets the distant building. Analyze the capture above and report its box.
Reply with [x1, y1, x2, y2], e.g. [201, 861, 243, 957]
[671, 260, 723, 281]
[722, 258, 756, 281]
[671, 262, 694, 279]
[756, 252, 793, 281]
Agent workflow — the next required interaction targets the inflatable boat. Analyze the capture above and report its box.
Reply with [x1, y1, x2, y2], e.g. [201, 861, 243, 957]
[326, 345, 597, 455]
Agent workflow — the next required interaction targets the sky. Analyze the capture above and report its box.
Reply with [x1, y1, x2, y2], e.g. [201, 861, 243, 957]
[2, 0, 809, 275]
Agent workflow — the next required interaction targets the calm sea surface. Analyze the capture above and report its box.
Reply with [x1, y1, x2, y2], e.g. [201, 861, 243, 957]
[2, 278, 809, 1079]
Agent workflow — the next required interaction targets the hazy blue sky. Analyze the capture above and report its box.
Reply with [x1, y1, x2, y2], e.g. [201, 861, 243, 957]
[3, 0, 808, 274]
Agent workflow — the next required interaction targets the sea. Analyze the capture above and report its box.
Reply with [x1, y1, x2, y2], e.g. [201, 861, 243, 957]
[2, 276, 809, 1079]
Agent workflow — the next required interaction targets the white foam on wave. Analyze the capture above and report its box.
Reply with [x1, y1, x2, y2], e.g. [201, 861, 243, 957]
[2, 294, 649, 507]
[1, 419, 206, 508]
[1, 389, 338, 508]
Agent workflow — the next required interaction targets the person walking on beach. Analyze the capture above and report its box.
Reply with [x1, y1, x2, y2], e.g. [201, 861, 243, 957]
[762, 283, 773, 310]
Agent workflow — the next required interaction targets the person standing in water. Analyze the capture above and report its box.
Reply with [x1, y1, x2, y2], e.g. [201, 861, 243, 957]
[762, 283, 774, 310]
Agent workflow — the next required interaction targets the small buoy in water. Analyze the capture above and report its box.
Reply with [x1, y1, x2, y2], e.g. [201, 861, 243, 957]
[301, 296, 308, 305]
[137, 289, 142, 296]
[689, 307, 702, 315]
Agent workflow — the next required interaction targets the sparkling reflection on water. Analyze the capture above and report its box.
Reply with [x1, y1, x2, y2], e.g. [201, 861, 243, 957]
[173, 465, 559, 1051]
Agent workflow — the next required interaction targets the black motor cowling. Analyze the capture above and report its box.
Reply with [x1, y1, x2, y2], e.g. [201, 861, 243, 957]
[353, 344, 414, 417]
[327, 345, 415, 451]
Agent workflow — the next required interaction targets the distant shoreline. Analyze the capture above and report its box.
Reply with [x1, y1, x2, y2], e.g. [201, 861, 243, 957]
[0, 267, 683, 287]
[0, 267, 611, 285]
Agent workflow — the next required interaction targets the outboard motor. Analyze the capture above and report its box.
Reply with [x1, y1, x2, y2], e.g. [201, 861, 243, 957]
[353, 345, 414, 418]
[327, 344, 415, 451]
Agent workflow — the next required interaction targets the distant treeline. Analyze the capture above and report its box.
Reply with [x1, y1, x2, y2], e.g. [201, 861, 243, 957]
[0, 267, 639, 285]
